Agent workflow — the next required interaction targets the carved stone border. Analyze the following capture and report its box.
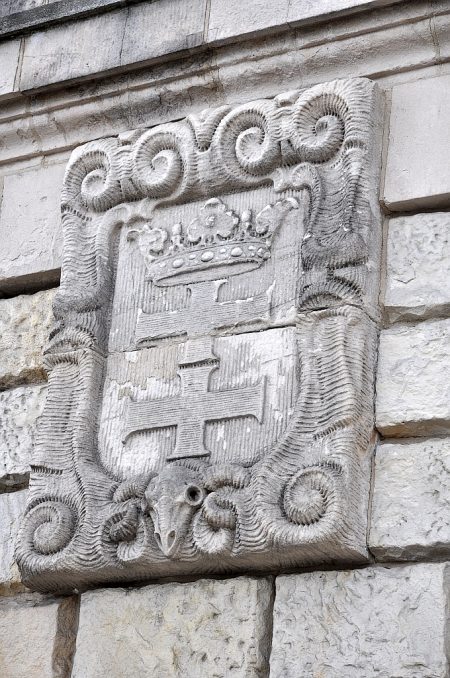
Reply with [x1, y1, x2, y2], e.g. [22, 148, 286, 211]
[17, 78, 382, 592]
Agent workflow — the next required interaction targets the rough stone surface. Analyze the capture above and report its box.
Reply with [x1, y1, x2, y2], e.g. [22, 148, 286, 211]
[370, 438, 450, 560]
[271, 563, 450, 677]
[376, 319, 450, 437]
[384, 73, 450, 210]
[0, 383, 47, 485]
[0, 490, 27, 588]
[72, 577, 272, 677]
[0, 594, 78, 678]
[0, 289, 55, 389]
[0, 160, 66, 292]
[384, 212, 450, 322]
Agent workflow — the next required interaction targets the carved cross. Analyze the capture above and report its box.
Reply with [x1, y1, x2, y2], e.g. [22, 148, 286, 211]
[123, 359, 265, 459]
[136, 279, 270, 345]
[124, 348, 265, 459]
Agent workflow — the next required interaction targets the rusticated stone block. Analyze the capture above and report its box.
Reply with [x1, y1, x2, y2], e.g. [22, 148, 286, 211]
[0, 490, 27, 588]
[0, 384, 47, 486]
[0, 161, 66, 292]
[369, 438, 450, 560]
[72, 577, 272, 677]
[0, 288, 55, 389]
[384, 213, 450, 323]
[384, 73, 450, 210]
[271, 563, 450, 677]
[0, 594, 78, 678]
[376, 319, 450, 437]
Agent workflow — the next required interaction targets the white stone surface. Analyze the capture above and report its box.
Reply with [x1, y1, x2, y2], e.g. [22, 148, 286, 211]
[0, 490, 27, 587]
[72, 577, 272, 677]
[271, 563, 450, 677]
[208, 0, 406, 42]
[376, 319, 450, 436]
[0, 161, 66, 291]
[384, 73, 450, 210]
[121, 0, 206, 64]
[384, 212, 450, 322]
[0, 288, 55, 389]
[0, 594, 78, 678]
[20, 1, 207, 91]
[0, 384, 47, 484]
[370, 438, 450, 560]
[0, 39, 21, 97]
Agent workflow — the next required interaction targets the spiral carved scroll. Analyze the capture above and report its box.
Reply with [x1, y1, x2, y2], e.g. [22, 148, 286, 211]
[21, 500, 76, 556]
[289, 91, 346, 163]
[133, 126, 194, 199]
[62, 140, 122, 213]
[213, 101, 281, 183]
[283, 465, 338, 526]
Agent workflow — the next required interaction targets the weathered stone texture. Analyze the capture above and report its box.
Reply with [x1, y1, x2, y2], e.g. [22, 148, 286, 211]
[20, 0, 207, 91]
[0, 161, 66, 291]
[376, 319, 450, 436]
[0, 384, 47, 485]
[370, 438, 450, 560]
[0, 39, 21, 97]
[207, 0, 405, 42]
[0, 594, 78, 678]
[72, 577, 272, 677]
[0, 490, 27, 588]
[271, 564, 450, 677]
[384, 212, 450, 323]
[0, 288, 55, 389]
[384, 73, 450, 210]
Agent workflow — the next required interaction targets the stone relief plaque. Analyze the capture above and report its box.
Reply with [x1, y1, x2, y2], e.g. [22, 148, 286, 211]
[17, 78, 382, 591]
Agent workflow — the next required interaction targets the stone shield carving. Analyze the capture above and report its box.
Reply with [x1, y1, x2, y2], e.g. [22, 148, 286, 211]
[17, 78, 382, 591]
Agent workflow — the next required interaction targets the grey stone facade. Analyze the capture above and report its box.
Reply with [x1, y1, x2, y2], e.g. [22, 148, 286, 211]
[0, 0, 449, 675]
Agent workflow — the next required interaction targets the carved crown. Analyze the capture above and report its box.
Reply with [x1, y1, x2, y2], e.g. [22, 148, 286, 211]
[128, 197, 298, 286]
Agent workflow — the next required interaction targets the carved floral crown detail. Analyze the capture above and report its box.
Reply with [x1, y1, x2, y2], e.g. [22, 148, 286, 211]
[128, 197, 298, 286]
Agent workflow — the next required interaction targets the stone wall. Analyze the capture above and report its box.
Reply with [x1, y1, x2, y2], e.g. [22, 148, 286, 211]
[0, 1, 449, 675]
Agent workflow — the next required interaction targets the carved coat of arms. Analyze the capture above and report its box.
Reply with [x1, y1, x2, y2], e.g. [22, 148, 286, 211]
[17, 78, 382, 591]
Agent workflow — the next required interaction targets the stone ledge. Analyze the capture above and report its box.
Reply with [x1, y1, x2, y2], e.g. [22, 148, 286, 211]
[0, 289, 55, 390]
[376, 318, 450, 437]
[0, 6, 447, 171]
[271, 563, 450, 677]
[369, 438, 450, 560]
[72, 577, 273, 677]
[0, 0, 407, 41]
[384, 212, 450, 323]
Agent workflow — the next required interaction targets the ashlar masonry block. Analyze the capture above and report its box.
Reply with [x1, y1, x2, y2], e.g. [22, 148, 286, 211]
[72, 577, 272, 678]
[384, 73, 450, 210]
[271, 563, 450, 678]
[0, 594, 78, 678]
[0, 384, 47, 486]
[376, 319, 450, 437]
[0, 489, 28, 588]
[384, 212, 450, 323]
[0, 288, 56, 389]
[369, 437, 450, 560]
